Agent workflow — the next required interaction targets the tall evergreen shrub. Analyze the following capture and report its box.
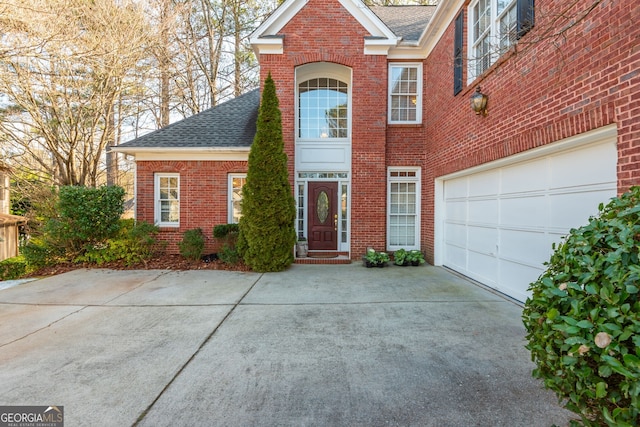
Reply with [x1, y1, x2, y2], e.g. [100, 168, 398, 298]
[238, 73, 296, 272]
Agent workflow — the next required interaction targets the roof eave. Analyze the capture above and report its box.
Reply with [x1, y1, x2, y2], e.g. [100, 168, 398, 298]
[250, 35, 285, 56]
[111, 146, 251, 161]
[364, 36, 402, 55]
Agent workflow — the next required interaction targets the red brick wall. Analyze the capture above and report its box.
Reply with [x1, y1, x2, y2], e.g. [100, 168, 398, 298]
[420, 0, 640, 263]
[136, 160, 247, 254]
[259, 0, 390, 258]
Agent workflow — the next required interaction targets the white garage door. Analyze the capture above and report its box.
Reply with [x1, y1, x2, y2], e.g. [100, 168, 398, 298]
[440, 127, 618, 302]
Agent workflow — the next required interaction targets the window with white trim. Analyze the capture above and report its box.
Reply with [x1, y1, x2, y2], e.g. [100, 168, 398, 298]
[388, 64, 422, 124]
[468, 0, 535, 82]
[298, 78, 348, 139]
[388, 168, 421, 250]
[228, 174, 246, 224]
[154, 173, 179, 227]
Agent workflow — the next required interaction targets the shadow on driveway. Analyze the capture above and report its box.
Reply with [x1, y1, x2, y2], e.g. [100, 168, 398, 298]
[0, 265, 573, 426]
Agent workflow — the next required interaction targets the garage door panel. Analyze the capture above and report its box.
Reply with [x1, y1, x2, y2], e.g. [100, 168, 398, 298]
[468, 199, 498, 224]
[445, 200, 467, 222]
[501, 229, 550, 267]
[549, 189, 612, 230]
[549, 143, 617, 189]
[445, 177, 468, 198]
[468, 251, 498, 286]
[501, 195, 547, 228]
[468, 170, 499, 197]
[499, 260, 543, 302]
[501, 158, 548, 194]
[468, 226, 498, 255]
[445, 222, 466, 246]
[445, 244, 467, 271]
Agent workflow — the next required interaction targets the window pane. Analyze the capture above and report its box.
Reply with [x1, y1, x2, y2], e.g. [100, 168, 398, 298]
[389, 66, 419, 122]
[230, 176, 246, 224]
[389, 175, 418, 247]
[499, 5, 517, 52]
[299, 78, 348, 139]
[157, 174, 180, 225]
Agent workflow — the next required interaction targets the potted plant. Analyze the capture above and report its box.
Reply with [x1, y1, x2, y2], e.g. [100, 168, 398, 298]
[296, 237, 308, 257]
[406, 250, 425, 266]
[363, 248, 390, 268]
[393, 248, 409, 266]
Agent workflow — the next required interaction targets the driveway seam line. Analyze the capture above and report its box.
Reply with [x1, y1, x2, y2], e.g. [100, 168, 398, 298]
[239, 299, 508, 306]
[132, 272, 264, 426]
[0, 306, 87, 348]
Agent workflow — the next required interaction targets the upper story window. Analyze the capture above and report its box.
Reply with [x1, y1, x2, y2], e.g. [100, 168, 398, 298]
[296, 62, 352, 142]
[388, 64, 422, 124]
[468, 0, 535, 82]
[298, 78, 348, 139]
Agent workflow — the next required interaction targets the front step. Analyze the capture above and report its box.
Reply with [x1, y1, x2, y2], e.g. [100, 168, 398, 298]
[295, 252, 352, 264]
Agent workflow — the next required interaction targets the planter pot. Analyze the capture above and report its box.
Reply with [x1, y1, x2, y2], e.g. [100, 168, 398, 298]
[296, 241, 308, 257]
[364, 260, 385, 268]
[411, 261, 420, 266]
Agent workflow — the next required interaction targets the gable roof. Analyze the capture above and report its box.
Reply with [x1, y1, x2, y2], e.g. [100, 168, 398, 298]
[370, 6, 437, 44]
[251, 0, 401, 55]
[114, 89, 259, 155]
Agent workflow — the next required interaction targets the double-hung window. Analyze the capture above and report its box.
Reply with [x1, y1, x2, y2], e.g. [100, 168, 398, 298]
[388, 64, 422, 124]
[155, 173, 179, 227]
[228, 174, 246, 224]
[387, 168, 421, 251]
[468, 0, 535, 81]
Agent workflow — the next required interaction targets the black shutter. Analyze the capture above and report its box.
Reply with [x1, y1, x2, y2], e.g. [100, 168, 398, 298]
[517, 0, 535, 39]
[453, 10, 464, 96]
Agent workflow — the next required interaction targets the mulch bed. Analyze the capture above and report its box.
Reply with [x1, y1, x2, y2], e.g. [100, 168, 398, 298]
[25, 254, 252, 278]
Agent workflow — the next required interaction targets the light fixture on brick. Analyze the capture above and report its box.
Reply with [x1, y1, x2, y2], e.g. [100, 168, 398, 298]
[470, 86, 488, 116]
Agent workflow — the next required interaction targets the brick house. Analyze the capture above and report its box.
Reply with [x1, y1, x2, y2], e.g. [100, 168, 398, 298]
[114, 0, 639, 302]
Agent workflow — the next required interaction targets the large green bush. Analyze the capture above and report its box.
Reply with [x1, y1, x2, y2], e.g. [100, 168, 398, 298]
[76, 219, 160, 266]
[238, 73, 296, 272]
[53, 185, 125, 251]
[21, 185, 126, 269]
[522, 187, 640, 426]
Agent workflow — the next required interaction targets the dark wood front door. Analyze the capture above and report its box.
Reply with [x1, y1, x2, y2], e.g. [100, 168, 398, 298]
[308, 182, 338, 251]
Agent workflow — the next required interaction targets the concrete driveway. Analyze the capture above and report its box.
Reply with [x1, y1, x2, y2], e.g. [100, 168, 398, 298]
[0, 264, 573, 426]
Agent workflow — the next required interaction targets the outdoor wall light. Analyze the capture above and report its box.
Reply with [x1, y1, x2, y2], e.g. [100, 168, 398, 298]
[470, 86, 488, 116]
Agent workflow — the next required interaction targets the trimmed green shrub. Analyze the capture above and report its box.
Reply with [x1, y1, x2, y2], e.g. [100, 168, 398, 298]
[238, 73, 296, 272]
[214, 224, 240, 265]
[179, 228, 205, 261]
[219, 244, 240, 265]
[52, 185, 125, 254]
[76, 219, 160, 266]
[0, 256, 28, 280]
[522, 187, 640, 427]
[213, 223, 239, 239]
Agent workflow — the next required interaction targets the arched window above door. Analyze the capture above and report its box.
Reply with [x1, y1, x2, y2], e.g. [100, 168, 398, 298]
[296, 62, 352, 141]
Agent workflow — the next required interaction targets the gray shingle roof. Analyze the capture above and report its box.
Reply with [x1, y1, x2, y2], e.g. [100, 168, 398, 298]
[118, 89, 259, 149]
[370, 5, 437, 42]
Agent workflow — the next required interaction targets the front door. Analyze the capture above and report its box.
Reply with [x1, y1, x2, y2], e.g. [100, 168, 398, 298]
[308, 182, 338, 251]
